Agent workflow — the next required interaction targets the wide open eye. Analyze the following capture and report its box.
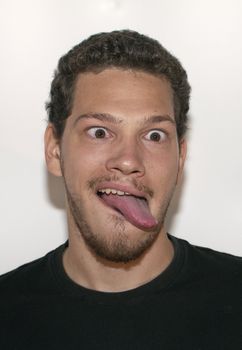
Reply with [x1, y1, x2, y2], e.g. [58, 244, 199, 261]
[87, 127, 109, 139]
[144, 130, 166, 142]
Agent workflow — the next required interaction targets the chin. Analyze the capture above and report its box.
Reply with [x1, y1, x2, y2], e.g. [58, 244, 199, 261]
[77, 215, 160, 264]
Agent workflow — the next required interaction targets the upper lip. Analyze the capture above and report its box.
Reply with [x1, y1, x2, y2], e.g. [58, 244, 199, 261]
[96, 182, 149, 201]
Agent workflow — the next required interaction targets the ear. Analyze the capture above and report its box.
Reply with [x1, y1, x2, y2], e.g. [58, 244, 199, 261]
[44, 124, 62, 177]
[177, 138, 187, 182]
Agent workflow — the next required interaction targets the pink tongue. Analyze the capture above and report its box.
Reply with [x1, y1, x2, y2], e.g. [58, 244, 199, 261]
[101, 194, 157, 230]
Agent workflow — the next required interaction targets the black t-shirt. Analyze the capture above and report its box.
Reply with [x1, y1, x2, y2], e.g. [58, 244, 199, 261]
[0, 235, 242, 349]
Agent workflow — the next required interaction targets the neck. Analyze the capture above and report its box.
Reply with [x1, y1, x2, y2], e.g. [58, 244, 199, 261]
[63, 214, 174, 293]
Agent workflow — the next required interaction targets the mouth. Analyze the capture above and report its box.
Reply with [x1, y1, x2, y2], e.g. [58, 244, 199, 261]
[95, 187, 157, 230]
[97, 188, 147, 214]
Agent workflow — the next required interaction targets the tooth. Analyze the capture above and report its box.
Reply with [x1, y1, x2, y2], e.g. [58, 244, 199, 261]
[117, 190, 125, 195]
[98, 188, 129, 195]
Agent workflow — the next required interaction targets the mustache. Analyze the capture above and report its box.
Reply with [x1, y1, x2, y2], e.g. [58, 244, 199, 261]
[87, 175, 154, 198]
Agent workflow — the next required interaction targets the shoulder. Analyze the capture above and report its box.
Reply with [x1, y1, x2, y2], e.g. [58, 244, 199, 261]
[175, 235, 242, 266]
[0, 245, 63, 296]
[189, 241, 242, 272]
[175, 235, 242, 288]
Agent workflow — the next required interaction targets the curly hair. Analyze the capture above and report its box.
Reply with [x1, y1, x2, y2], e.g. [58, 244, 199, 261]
[46, 30, 190, 140]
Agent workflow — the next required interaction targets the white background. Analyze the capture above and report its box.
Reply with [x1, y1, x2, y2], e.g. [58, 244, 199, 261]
[0, 0, 241, 274]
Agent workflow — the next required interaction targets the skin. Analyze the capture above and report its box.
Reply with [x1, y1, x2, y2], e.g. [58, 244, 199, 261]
[45, 68, 186, 292]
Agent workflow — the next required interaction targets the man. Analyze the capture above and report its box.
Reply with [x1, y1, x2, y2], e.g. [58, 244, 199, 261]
[0, 30, 241, 349]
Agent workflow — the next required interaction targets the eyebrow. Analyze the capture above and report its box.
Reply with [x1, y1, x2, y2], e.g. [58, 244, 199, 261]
[73, 112, 175, 126]
[73, 113, 123, 126]
[142, 114, 175, 125]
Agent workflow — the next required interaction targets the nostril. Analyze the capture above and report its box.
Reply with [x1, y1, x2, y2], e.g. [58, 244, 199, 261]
[106, 153, 145, 176]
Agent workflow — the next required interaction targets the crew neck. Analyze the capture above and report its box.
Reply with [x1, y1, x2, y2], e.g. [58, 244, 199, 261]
[49, 234, 186, 304]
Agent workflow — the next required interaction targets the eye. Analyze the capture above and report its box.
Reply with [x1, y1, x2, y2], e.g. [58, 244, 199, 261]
[144, 130, 166, 142]
[87, 127, 109, 139]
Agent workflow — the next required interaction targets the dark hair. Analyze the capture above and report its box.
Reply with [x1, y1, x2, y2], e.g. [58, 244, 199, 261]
[46, 30, 190, 140]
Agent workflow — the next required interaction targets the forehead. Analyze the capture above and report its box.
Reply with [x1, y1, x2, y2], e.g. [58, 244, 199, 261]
[71, 68, 174, 120]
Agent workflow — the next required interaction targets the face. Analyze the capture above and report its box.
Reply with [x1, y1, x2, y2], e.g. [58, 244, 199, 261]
[46, 68, 186, 263]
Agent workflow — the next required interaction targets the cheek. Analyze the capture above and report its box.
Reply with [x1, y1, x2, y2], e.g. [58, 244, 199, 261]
[61, 142, 106, 187]
[146, 148, 180, 178]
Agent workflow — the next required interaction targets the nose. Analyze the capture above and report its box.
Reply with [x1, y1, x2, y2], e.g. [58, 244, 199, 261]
[105, 138, 145, 177]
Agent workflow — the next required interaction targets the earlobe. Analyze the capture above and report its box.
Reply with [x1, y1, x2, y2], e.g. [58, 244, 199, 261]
[44, 124, 62, 177]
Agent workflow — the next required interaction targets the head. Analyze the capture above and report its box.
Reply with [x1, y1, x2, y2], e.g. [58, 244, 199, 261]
[46, 30, 190, 141]
[45, 30, 190, 264]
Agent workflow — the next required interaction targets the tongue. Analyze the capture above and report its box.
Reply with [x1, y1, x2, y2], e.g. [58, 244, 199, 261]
[101, 194, 157, 230]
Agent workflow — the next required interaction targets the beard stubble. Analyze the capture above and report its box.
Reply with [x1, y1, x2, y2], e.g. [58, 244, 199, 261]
[64, 175, 175, 264]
